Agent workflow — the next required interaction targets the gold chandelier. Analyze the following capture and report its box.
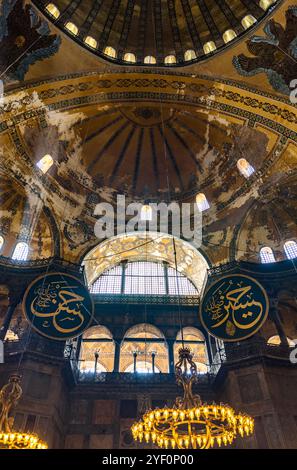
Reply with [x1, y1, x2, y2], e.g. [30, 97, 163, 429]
[132, 348, 254, 449]
[0, 374, 48, 449]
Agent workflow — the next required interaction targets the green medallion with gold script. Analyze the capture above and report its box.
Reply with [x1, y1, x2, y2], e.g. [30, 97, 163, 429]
[22, 272, 94, 341]
[200, 274, 269, 342]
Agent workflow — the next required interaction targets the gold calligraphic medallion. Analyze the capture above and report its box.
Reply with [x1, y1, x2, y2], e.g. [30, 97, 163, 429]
[200, 274, 269, 342]
[22, 272, 94, 341]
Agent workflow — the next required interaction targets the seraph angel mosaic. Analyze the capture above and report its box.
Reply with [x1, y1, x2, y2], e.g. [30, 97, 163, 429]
[233, 6, 297, 95]
[0, 0, 61, 82]
[200, 274, 269, 342]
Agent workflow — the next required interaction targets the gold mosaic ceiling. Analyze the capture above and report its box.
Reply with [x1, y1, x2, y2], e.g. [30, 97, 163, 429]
[0, 69, 296, 265]
[32, 0, 279, 65]
[0, 2, 296, 267]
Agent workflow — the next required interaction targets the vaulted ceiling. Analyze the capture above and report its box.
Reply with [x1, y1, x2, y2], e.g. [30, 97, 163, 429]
[0, 0, 296, 267]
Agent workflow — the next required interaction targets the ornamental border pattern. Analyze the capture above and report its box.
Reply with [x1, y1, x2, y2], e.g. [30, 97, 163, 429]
[2, 69, 296, 106]
[1, 88, 296, 138]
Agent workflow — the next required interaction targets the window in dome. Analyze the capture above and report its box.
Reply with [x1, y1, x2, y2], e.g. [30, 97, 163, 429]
[260, 0, 276, 11]
[37, 154, 53, 174]
[65, 22, 79, 36]
[184, 49, 196, 61]
[195, 193, 210, 212]
[0, 235, 4, 252]
[123, 52, 136, 63]
[241, 14, 257, 30]
[260, 246, 276, 264]
[164, 55, 176, 65]
[104, 46, 117, 58]
[45, 3, 60, 19]
[144, 55, 156, 64]
[140, 204, 153, 221]
[237, 158, 255, 178]
[12, 242, 29, 261]
[84, 36, 97, 49]
[203, 41, 216, 54]
[284, 240, 297, 260]
[223, 29, 237, 44]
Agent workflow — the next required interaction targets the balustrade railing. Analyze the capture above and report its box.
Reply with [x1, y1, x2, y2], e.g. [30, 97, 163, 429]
[3, 338, 293, 385]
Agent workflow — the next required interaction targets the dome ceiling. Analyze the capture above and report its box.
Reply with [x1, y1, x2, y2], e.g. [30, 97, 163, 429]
[236, 174, 297, 262]
[54, 103, 241, 200]
[0, 70, 296, 264]
[32, 0, 279, 66]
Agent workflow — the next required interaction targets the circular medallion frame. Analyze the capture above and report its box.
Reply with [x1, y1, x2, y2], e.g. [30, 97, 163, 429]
[22, 272, 94, 341]
[199, 274, 269, 342]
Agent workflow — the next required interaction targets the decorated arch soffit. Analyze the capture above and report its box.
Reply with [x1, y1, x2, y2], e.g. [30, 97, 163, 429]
[82, 232, 209, 293]
[0, 69, 296, 264]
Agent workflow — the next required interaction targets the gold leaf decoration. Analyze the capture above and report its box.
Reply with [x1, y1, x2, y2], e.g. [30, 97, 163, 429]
[226, 320, 236, 337]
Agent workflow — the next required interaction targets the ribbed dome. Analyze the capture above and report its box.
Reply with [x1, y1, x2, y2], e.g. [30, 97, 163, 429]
[33, 0, 278, 65]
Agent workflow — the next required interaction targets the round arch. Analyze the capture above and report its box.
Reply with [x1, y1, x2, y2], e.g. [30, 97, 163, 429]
[79, 325, 115, 373]
[120, 323, 169, 373]
[83, 231, 209, 293]
[174, 327, 209, 374]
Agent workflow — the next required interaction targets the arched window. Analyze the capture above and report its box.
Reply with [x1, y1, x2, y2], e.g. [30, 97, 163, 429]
[260, 0, 276, 11]
[0, 235, 4, 253]
[104, 46, 117, 58]
[237, 158, 255, 178]
[241, 15, 256, 30]
[203, 41, 216, 54]
[144, 55, 156, 64]
[284, 240, 297, 260]
[12, 242, 29, 261]
[164, 55, 176, 65]
[140, 204, 153, 221]
[45, 3, 60, 19]
[65, 22, 79, 36]
[79, 326, 115, 374]
[84, 36, 97, 49]
[174, 327, 208, 374]
[120, 324, 168, 373]
[223, 29, 237, 44]
[196, 193, 210, 212]
[37, 154, 53, 174]
[90, 261, 199, 296]
[184, 49, 196, 61]
[260, 246, 276, 264]
[123, 52, 136, 63]
[267, 335, 295, 347]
